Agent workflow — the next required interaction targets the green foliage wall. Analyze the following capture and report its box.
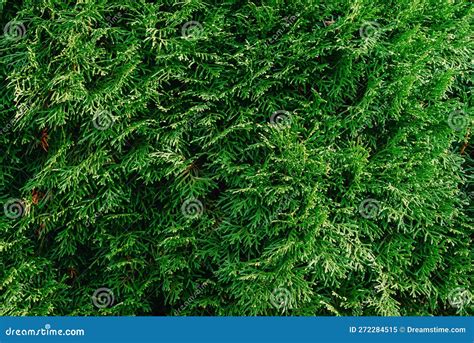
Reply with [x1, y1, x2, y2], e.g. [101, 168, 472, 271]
[0, 0, 472, 316]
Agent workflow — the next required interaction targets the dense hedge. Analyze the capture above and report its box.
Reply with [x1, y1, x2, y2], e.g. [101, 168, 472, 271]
[0, 0, 472, 316]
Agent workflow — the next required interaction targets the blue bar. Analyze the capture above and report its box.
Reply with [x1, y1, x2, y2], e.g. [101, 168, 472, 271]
[1, 317, 472, 343]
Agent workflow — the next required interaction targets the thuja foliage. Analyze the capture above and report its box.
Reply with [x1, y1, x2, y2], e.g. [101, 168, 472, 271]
[0, 0, 472, 316]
